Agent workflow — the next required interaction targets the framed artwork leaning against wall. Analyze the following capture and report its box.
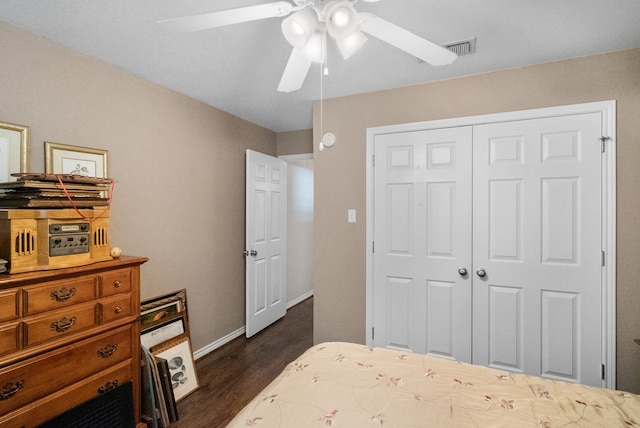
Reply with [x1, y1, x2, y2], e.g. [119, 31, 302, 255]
[152, 335, 199, 402]
[45, 141, 108, 178]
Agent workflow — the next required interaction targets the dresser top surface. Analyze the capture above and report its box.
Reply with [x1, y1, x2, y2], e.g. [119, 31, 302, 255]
[0, 255, 148, 289]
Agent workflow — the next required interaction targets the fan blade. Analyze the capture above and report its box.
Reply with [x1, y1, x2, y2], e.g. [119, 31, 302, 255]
[158, 1, 293, 32]
[278, 48, 313, 93]
[359, 13, 457, 66]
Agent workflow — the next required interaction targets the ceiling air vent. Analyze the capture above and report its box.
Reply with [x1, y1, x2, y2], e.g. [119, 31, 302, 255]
[443, 37, 476, 56]
[418, 37, 476, 63]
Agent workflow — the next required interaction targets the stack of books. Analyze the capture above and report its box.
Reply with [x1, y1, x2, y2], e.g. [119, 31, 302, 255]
[0, 173, 111, 208]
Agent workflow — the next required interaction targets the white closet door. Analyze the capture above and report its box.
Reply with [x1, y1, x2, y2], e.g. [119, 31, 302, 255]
[472, 113, 603, 385]
[373, 127, 473, 360]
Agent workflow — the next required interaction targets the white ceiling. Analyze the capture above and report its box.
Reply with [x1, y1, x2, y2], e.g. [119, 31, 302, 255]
[0, 0, 639, 132]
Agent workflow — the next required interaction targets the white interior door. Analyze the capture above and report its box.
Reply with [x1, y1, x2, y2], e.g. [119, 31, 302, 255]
[372, 127, 473, 361]
[245, 150, 287, 338]
[472, 113, 603, 385]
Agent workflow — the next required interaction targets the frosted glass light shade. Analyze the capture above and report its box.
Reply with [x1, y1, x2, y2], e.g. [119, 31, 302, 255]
[300, 30, 324, 62]
[282, 7, 319, 48]
[325, 1, 358, 39]
[336, 29, 367, 59]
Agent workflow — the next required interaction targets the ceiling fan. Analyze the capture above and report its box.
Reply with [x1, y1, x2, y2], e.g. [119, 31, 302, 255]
[158, 0, 458, 93]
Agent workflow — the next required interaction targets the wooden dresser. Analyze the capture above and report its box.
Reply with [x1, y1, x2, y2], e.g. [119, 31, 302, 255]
[0, 255, 148, 428]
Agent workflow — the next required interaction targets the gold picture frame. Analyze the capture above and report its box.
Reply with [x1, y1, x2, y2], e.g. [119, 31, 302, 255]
[140, 289, 189, 330]
[0, 121, 29, 182]
[45, 141, 108, 178]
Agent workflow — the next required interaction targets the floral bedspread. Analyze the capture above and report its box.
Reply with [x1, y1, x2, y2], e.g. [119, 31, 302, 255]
[226, 342, 640, 427]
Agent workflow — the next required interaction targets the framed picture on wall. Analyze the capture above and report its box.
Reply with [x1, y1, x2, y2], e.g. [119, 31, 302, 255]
[0, 121, 29, 182]
[45, 141, 108, 178]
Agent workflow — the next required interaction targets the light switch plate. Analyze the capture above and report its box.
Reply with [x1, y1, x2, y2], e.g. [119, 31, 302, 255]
[348, 209, 356, 223]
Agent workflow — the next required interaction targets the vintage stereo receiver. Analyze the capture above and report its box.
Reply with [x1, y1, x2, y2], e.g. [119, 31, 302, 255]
[0, 208, 112, 273]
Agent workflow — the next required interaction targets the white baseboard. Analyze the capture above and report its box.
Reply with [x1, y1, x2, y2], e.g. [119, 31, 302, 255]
[192, 291, 313, 361]
[287, 290, 314, 309]
[193, 326, 245, 361]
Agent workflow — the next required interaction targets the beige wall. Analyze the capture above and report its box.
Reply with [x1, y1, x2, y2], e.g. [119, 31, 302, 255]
[277, 129, 313, 156]
[313, 48, 640, 393]
[0, 22, 277, 353]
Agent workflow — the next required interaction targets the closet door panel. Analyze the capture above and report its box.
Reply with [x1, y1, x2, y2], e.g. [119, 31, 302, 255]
[472, 113, 602, 386]
[373, 127, 472, 360]
[488, 284, 523, 371]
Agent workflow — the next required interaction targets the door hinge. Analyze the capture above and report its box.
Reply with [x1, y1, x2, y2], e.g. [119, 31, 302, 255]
[602, 250, 606, 267]
[372, 154, 375, 167]
[372, 327, 375, 340]
[600, 136, 610, 153]
[601, 364, 606, 380]
[372, 241, 375, 253]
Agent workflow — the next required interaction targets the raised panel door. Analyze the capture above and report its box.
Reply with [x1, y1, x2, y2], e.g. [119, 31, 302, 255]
[373, 127, 473, 360]
[472, 113, 602, 385]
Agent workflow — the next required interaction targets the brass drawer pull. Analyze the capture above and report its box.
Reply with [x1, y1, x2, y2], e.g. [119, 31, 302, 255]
[98, 380, 118, 394]
[50, 316, 77, 333]
[1, 380, 24, 400]
[114, 306, 122, 314]
[97, 343, 118, 358]
[50, 287, 76, 302]
[114, 280, 121, 288]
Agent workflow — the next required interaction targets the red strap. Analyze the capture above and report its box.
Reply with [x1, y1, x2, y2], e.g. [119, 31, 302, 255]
[56, 175, 114, 219]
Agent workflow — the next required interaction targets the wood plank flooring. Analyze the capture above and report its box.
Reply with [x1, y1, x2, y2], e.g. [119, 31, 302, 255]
[168, 297, 313, 428]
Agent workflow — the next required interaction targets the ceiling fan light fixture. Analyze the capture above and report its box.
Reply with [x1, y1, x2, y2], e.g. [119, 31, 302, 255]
[300, 30, 324, 63]
[282, 7, 319, 48]
[324, 1, 359, 39]
[336, 28, 367, 59]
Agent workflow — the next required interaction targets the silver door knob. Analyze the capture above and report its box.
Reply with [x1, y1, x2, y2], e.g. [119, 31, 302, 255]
[243, 250, 258, 257]
[458, 267, 468, 276]
[476, 268, 487, 278]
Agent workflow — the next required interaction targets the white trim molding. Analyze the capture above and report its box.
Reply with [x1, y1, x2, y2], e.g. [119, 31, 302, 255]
[192, 292, 314, 360]
[287, 290, 314, 309]
[193, 326, 245, 361]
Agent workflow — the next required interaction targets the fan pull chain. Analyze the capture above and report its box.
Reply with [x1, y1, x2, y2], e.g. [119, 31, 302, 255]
[319, 32, 325, 151]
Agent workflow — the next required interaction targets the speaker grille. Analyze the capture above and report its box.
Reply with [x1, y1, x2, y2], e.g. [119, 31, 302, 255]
[38, 381, 135, 428]
[93, 226, 108, 247]
[14, 228, 35, 255]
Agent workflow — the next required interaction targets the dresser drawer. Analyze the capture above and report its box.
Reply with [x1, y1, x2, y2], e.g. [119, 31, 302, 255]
[0, 322, 20, 357]
[0, 324, 133, 416]
[99, 267, 132, 297]
[0, 359, 133, 428]
[22, 275, 96, 316]
[22, 302, 97, 348]
[0, 289, 19, 322]
[99, 293, 133, 323]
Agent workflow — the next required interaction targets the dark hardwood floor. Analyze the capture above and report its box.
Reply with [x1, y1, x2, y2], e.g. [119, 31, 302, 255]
[168, 297, 313, 428]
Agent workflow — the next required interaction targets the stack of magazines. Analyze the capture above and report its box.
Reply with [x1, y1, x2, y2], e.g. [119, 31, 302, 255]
[0, 173, 111, 208]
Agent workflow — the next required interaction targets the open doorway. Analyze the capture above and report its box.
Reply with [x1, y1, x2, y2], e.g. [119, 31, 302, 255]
[281, 154, 314, 307]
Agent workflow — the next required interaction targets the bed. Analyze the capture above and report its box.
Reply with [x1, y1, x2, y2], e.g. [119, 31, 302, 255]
[226, 342, 640, 427]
